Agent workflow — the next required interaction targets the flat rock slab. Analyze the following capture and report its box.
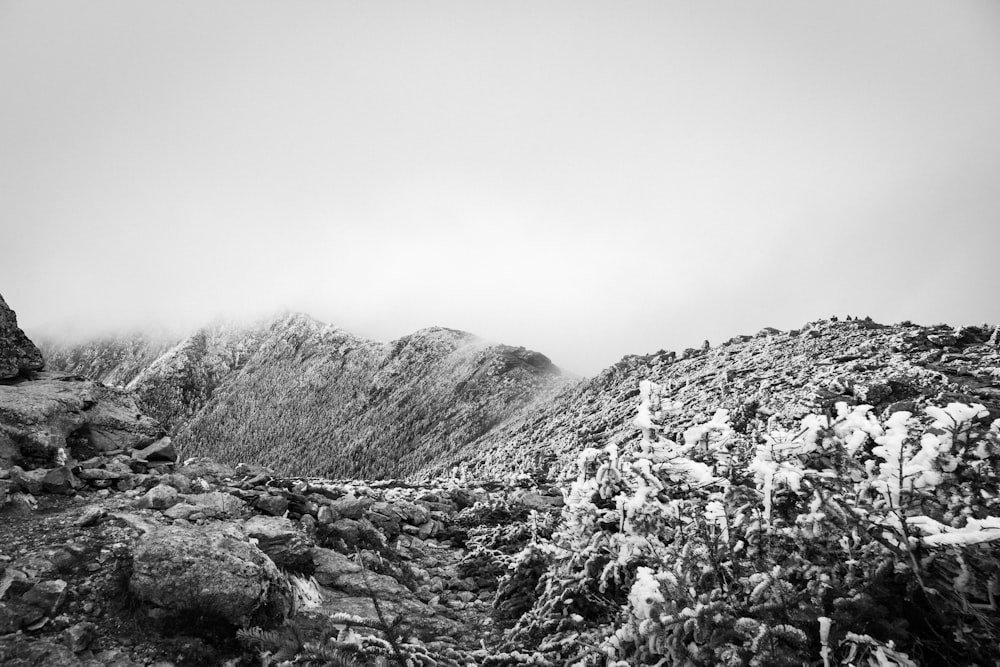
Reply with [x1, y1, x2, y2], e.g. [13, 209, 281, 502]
[317, 588, 462, 639]
[0, 373, 162, 466]
[183, 491, 248, 518]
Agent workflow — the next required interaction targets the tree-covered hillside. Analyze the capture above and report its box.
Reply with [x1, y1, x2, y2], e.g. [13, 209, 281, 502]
[43, 314, 573, 479]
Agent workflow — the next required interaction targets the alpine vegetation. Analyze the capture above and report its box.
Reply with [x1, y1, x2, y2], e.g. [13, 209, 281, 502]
[494, 381, 1000, 665]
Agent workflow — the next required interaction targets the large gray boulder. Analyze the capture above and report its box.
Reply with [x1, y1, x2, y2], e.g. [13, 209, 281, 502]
[0, 294, 43, 380]
[0, 372, 163, 467]
[130, 525, 292, 626]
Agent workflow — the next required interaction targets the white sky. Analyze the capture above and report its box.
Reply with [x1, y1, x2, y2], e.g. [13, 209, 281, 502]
[2, 1, 999, 376]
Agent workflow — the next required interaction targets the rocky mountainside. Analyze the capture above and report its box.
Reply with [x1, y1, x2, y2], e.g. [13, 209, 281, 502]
[7, 294, 1000, 666]
[41, 315, 572, 479]
[2, 293, 566, 666]
[43, 313, 1000, 485]
[453, 317, 1000, 481]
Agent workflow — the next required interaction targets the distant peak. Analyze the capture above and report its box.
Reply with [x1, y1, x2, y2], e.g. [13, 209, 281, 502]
[405, 326, 478, 341]
[270, 311, 323, 328]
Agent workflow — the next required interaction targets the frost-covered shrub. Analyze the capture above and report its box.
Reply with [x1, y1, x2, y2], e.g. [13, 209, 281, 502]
[502, 380, 1000, 666]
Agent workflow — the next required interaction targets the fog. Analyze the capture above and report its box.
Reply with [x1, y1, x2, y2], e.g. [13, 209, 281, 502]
[2, 1, 999, 375]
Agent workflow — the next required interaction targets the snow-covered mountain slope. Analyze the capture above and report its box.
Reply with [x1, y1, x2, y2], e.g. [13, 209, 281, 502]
[43, 315, 1000, 482]
[453, 318, 1000, 480]
[40, 331, 178, 391]
[42, 315, 573, 478]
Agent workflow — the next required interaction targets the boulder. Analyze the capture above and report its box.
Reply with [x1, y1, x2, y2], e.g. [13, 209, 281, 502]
[0, 294, 44, 380]
[0, 635, 83, 666]
[0, 600, 43, 633]
[243, 515, 314, 572]
[10, 467, 46, 495]
[41, 466, 80, 495]
[130, 525, 292, 626]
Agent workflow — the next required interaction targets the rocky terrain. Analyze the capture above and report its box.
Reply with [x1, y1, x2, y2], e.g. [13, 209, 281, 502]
[453, 317, 1000, 481]
[0, 443, 563, 666]
[3, 294, 566, 666]
[41, 315, 572, 480]
[43, 314, 1000, 488]
[12, 294, 1000, 666]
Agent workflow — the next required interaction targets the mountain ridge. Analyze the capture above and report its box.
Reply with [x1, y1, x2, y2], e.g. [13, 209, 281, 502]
[41, 314, 1000, 483]
[41, 313, 574, 479]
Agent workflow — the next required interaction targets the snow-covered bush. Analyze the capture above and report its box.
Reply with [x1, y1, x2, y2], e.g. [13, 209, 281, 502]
[501, 381, 1000, 666]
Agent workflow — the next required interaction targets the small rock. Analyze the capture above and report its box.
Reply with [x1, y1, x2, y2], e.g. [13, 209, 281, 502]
[75, 506, 105, 527]
[311, 547, 362, 586]
[316, 505, 337, 524]
[176, 459, 237, 482]
[159, 473, 192, 494]
[50, 545, 87, 573]
[255, 493, 289, 517]
[513, 490, 564, 511]
[141, 484, 179, 510]
[77, 468, 123, 482]
[131, 437, 177, 462]
[330, 495, 371, 520]
[162, 503, 198, 521]
[22, 579, 67, 615]
[332, 571, 409, 598]
[243, 515, 314, 572]
[448, 488, 475, 509]
[63, 620, 97, 652]
[184, 491, 248, 518]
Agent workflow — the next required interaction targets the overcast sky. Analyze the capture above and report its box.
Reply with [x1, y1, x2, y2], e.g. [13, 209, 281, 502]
[2, 1, 999, 376]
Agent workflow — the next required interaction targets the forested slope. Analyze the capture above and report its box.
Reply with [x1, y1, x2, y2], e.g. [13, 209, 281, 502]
[43, 314, 573, 478]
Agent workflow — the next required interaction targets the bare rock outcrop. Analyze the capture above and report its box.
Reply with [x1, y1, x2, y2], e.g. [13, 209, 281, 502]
[0, 372, 163, 468]
[0, 294, 43, 379]
[0, 295, 165, 469]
